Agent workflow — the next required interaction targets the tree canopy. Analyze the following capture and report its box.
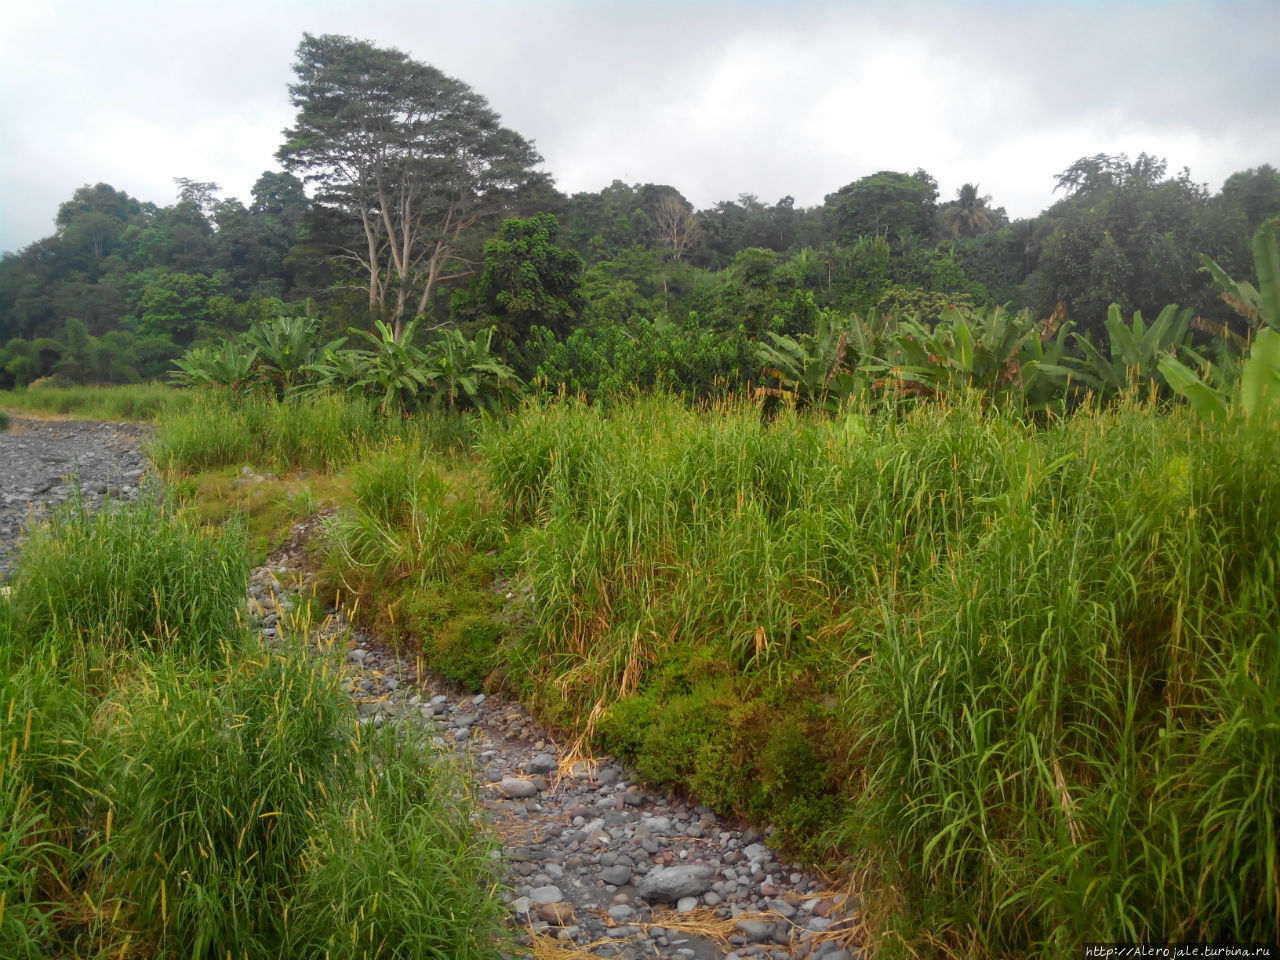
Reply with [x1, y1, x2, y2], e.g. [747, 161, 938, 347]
[277, 33, 545, 340]
[823, 169, 939, 244]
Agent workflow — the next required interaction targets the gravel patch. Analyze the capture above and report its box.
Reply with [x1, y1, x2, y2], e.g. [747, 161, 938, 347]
[0, 415, 150, 579]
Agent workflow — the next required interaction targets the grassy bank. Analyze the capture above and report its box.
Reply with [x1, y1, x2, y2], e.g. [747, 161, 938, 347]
[153, 388, 1280, 957]
[0, 382, 183, 421]
[0, 490, 505, 958]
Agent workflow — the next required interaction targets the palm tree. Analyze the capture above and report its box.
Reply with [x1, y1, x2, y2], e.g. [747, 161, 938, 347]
[940, 183, 996, 239]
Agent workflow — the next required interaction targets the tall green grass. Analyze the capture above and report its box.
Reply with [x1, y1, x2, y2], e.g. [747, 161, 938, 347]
[10, 491, 249, 669]
[0, 382, 182, 421]
[1, 488, 507, 958]
[481, 391, 1280, 955]
[154, 388, 482, 474]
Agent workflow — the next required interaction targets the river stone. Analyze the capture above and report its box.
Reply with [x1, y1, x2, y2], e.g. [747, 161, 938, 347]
[735, 919, 775, 942]
[526, 752, 558, 776]
[529, 884, 563, 904]
[600, 864, 632, 886]
[636, 864, 714, 902]
[607, 904, 635, 923]
[498, 777, 538, 798]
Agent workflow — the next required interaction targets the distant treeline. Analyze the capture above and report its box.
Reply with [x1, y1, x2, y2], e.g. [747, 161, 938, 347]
[2, 33, 1278, 389]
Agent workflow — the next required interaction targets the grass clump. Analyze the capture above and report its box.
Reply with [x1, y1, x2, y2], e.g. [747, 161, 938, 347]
[9, 490, 249, 667]
[154, 387, 482, 475]
[107, 650, 351, 955]
[1, 488, 507, 959]
[480, 390, 1280, 955]
[322, 437, 510, 689]
[287, 731, 504, 959]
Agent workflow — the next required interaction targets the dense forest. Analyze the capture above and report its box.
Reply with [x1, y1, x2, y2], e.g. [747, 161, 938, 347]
[2, 32, 1278, 395]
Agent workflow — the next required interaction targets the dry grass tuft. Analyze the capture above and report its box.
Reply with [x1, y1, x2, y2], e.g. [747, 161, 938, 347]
[525, 925, 629, 959]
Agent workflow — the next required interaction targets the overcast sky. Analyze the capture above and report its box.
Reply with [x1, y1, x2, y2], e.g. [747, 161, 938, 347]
[2, 0, 1277, 255]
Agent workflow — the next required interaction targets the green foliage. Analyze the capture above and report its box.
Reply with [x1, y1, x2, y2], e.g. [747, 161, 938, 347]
[887, 305, 1075, 408]
[431, 613, 504, 691]
[875, 285, 975, 324]
[301, 319, 518, 415]
[350, 437, 444, 526]
[456, 212, 585, 341]
[515, 314, 758, 401]
[1201, 216, 1280, 332]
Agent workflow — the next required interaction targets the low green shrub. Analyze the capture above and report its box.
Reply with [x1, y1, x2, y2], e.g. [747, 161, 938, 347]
[430, 613, 503, 691]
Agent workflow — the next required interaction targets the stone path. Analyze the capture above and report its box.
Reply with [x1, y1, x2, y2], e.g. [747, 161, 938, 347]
[249, 547, 864, 960]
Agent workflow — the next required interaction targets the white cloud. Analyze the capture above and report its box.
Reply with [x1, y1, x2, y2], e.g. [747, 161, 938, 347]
[1, 0, 1278, 253]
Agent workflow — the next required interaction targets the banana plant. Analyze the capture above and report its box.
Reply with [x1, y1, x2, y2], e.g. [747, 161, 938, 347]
[885, 305, 1074, 409]
[1070, 303, 1195, 397]
[244, 315, 346, 398]
[757, 311, 882, 411]
[171, 339, 258, 389]
[1158, 220, 1280, 426]
[348, 317, 434, 416]
[1200, 216, 1280, 332]
[297, 345, 367, 396]
[1160, 328, 1280, 425]
[419, 326, 519, 413]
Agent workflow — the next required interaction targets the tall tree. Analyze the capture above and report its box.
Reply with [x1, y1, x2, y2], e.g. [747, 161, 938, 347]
[454, 213, 584, 344]
[938, 183, 1005, 239]
[1219, 164, 1280, 231]
[1027, 155, 1245, 336]
[823, 170, 939, 244]
[277, 33, 546, 340]
[652, 192, 699, 261]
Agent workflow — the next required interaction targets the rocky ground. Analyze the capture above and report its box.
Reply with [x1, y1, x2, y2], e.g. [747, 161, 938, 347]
[1, 414, 865, 959]
[250, 538, 864, 960]
[0, 415, 150, 579]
